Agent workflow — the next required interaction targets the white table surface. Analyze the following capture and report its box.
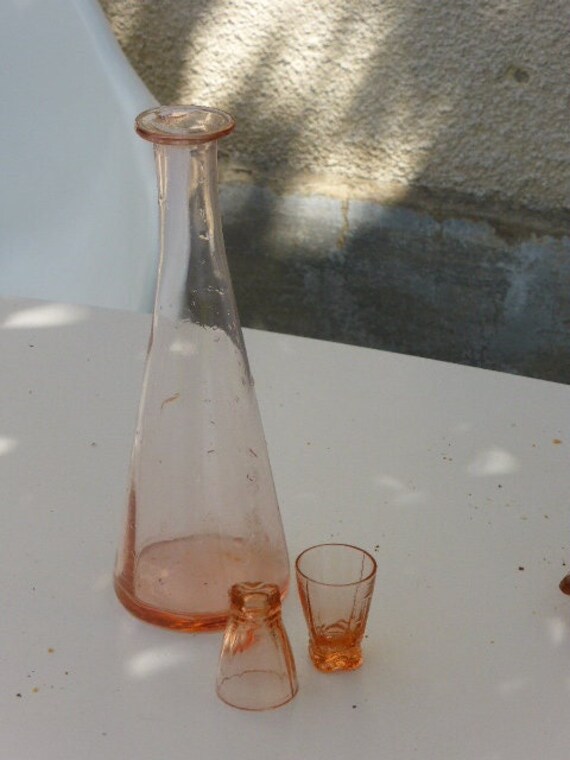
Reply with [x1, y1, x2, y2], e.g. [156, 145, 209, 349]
[2, 296, 570, 759]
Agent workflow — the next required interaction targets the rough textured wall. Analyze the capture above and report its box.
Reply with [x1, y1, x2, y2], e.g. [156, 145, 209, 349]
[99, 0, 570, 383]
[100, 0, 570, 214]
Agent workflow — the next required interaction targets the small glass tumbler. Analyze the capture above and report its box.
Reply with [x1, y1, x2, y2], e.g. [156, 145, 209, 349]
[296, 544, 377, 672]
[216, 582, 298, 710]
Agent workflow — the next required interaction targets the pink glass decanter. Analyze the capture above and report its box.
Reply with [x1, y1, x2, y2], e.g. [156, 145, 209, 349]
[114, 106, 290, 632]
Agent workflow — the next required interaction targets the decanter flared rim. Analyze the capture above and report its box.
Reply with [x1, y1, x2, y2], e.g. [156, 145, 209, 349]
[135, 105, 235, 145]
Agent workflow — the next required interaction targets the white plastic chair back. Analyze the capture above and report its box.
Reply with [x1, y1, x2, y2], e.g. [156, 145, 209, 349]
[0, 0, 158, 312]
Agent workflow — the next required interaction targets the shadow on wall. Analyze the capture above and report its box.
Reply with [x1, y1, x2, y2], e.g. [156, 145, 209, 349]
[100, 0, 570, 382]
[100, 0, 570, 208]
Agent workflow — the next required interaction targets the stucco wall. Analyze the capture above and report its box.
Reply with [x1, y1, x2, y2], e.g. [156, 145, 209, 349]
[98, 0, 570, 382]
[100, 0, 570, 215]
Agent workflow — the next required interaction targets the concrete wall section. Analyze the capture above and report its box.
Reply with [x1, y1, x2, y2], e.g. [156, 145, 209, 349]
[222, 185, 570, 383]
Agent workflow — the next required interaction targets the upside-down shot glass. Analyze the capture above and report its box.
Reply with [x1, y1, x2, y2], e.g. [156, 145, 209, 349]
[296, 544, 377, 672]
[216, 582, 298, 710]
